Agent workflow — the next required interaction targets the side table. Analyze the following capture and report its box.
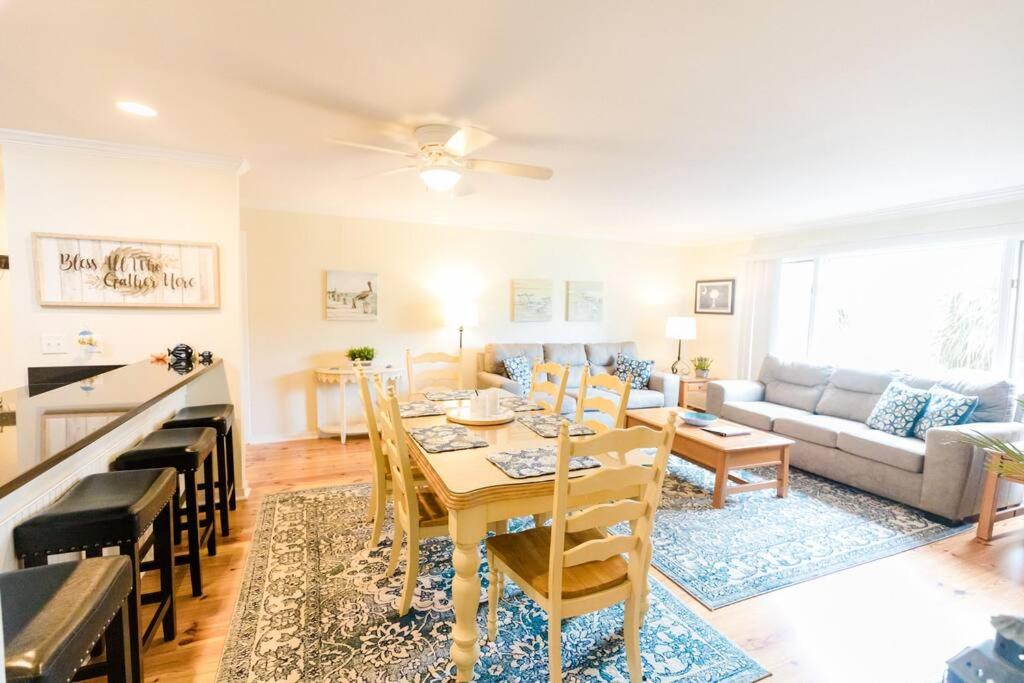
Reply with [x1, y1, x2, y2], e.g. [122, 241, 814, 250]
[314, 365, 403, 444]
[976, 450, 1024, 542]
[678, 377, 715, 411]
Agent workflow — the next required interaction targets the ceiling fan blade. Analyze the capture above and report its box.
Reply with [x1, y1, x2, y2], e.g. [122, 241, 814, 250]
[463, 158, 553, 180]
[327, 138, 417, 158]
[444, 126, 497, 157]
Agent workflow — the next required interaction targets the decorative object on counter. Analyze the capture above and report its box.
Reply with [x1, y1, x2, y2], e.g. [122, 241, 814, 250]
[695, 278, 735, 315]
[33, 233, 220, 308]
[78, 377, 98, 392]
[76, 328, 101, 354]
[692, 355, 714, 379]
[666, 316, 698, 375]
[167, 358, 195, 375]
[150, 352, 169, 363]
[199, 350, 214, 365]
[945, 614, 1024, 683]
[326, 270, 378, 321]
[511, 278, 553, 322]
[346, 346, 375, 365]
[168, 343, 194, 362]
[0, 395, 14, 431]
[565, 280, 603, 322]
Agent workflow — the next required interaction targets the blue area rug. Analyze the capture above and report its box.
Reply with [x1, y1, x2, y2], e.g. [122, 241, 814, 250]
[217, 484, 769, 682]
[646, 459, 972, 609]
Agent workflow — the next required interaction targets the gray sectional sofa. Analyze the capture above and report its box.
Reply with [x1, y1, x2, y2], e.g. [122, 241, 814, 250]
[477, 341, 680, 415]
[707, 355, 1023, 521]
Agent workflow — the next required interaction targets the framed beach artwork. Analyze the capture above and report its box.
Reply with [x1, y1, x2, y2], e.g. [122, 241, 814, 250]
[325, 270, 379, 321]
[566, 280, 603, 322]
[511, 279, 553, 322]
[695, 279, 735, 315]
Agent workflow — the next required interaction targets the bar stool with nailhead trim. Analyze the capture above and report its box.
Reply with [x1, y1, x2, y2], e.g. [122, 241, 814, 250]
[161, 403, 236, 536]
[13, 468, 178, 683]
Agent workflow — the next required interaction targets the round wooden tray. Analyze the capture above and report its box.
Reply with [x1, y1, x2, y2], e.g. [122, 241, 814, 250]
[446, 407, 515, 426]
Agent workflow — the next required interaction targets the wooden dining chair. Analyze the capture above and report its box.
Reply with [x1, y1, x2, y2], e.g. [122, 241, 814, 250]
[529, 362, 570, 414]
[574, 366, 632, 434]
[376, 382, 451, 616]
[406, 349, 462, 395]
[354, 366, 425, 549]
[486, 413, 676, 683]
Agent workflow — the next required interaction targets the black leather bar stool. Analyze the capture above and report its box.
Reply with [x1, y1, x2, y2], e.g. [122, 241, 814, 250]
[162, 403, 236, 536]
[2, 556, 133, 683]
[113, 427, 217, 598]
[13, 469, 177, 683]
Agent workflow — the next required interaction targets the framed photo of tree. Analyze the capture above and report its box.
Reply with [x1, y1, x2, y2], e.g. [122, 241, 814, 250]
[695, 279, 735, 315]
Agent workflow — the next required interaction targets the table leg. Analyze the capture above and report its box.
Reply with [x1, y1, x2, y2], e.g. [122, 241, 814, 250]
[339, 380, 348, 445]
[977, 457, 1000, 542]
[712, 461, 728, 508]
[777, 446, 790, 499]
[450, 506, 487, 682]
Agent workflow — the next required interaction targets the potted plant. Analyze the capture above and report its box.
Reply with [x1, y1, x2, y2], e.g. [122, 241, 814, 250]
[691, 356, 713, 379]
[346, 346, 375, 366]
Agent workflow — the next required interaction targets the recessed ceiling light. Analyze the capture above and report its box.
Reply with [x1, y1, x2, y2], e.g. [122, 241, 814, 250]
[116, 101, 157, 117]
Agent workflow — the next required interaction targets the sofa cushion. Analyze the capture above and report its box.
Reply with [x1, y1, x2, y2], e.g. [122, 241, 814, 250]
[773, 414, 868, 449]
[720, 401, 810, 431]
[912, 386, 979, 440]
[836, 429, 927, 474]
[542, 343, 588, 388]
[585, 342, 639, 368]
[624, 388, 665, 409]
[815, 368, 897, 422]
[758, 354, 834, 411]
[866, 381, 930, 437]
[935, 370, 1018, 423]
[484, 343, 544, 375]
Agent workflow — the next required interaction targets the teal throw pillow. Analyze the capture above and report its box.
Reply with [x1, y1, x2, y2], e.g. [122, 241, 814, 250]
[866, 381, 930, 437]
[912, 386, 979, 440]
[614, 353, 654, 390]
[503, 355, 533, 394]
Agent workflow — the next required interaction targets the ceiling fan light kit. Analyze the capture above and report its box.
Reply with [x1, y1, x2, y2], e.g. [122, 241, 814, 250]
[328, 123, 553, 195]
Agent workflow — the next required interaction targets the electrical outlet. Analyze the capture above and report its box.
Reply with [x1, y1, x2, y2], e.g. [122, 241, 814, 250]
[41, 334, 67, 355]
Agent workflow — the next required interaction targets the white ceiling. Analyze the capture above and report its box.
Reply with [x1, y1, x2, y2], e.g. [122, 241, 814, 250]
[1, 1, 1023, 244]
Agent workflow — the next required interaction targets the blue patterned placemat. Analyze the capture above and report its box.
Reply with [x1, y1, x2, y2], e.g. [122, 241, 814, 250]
[516, 413, 596, 438]
[423, 389, 477, 401]
[408, 424, 489, 453]
[487, 446, 601, 479]
[499, 396, 544, 412]
[398, 400, 445, 418]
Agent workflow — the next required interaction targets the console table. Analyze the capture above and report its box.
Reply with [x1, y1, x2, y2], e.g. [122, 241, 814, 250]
[314, 365, 403, 444]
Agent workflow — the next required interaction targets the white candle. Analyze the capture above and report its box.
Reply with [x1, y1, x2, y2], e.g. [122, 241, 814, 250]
[485, 389, 500, 415]
[470, 396, 485, 418]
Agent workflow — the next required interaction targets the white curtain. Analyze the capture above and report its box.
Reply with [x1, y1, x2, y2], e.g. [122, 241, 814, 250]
[735, 258, 782, 379]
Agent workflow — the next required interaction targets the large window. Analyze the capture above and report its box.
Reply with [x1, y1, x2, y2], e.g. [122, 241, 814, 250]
[775, 239, 1021, 377]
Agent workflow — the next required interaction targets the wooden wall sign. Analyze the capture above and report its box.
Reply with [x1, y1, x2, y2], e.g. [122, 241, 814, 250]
[33, 233, 220, 308]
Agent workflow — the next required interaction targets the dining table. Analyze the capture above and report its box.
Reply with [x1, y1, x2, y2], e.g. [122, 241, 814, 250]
[400, 390, 666, 682]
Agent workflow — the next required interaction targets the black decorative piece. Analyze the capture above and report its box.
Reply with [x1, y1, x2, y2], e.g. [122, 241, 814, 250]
[168, 343, 194, 362]
[167, 358, 195, 376]
[199, 350, 214, 365]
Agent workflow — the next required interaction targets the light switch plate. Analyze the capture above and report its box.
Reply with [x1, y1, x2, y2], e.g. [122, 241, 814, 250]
[41, 334, 67, 355]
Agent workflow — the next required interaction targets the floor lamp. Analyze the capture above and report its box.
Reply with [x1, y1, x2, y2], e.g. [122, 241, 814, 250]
[665, 316, 697, 375]
[444, 300, 479, 350]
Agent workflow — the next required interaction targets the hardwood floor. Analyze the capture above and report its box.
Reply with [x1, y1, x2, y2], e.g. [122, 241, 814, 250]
[142, 437, 1024, 682]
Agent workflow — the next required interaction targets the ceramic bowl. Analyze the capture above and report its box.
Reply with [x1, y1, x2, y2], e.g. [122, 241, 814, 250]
[680, 410, 717, 427]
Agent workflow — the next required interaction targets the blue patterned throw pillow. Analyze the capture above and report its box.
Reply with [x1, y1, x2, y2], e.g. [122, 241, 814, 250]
[912, 386, 979, 440]
[614, 353, 654, 390]
[866, 381, 930, 437]
[502, 355, 533, 393]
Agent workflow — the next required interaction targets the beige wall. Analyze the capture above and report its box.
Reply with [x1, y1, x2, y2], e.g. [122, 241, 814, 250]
[243, 208, 689, 441]
[0, 155, 14, 390]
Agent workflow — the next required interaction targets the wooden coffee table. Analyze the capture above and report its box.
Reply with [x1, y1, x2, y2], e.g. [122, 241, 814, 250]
[627, 407, 794, 508]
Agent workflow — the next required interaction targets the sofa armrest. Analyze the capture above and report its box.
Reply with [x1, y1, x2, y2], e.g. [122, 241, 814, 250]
[477, 371, 524, 395]
[647, 371, 680, 408]
[706, 380, 765, 415]
[921, 421, 1024, 521]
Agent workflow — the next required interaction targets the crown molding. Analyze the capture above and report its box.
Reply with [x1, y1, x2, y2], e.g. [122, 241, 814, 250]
[0, 128, 248, 174]
[751, 184, 1024, 240]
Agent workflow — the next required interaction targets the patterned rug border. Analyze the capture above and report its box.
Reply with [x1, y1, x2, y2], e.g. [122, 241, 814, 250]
[649, 465, 973, 610]
[217, 483, 772, 683]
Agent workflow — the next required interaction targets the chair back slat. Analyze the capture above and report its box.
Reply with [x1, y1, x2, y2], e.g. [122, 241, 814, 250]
[376, 382, 420, 527]
[546, 413, 676, 602]
[529, 362, 569, 414]
[565, 499, 647, 533]
[563, 534, 637, 568]
[407, 349, 462, 394]
[354, 366, 386, 477]
[574, 366, 632, 433]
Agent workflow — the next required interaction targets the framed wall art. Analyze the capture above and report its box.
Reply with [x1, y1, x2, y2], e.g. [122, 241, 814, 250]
[695, 278, 735, 315]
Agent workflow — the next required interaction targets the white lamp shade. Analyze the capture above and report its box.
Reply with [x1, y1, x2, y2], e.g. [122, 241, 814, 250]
[665, 316, 697, 340]
[444, 300, 479, 328]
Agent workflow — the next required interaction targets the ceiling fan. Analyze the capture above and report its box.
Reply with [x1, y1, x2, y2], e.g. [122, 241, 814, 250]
[328, 124, 553, 194]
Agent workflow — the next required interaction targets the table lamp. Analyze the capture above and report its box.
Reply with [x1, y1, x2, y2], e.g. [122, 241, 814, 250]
[444, 300, 479, 349]
[665, 316, 697, 375]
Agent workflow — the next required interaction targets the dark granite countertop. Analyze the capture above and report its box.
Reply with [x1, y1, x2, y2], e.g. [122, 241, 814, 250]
[0, 358, 221, 499]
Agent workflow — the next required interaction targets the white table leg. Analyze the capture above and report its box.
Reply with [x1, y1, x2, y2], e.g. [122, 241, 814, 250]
[450, 506, 487, 682]
[339, 379, 348, 444]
